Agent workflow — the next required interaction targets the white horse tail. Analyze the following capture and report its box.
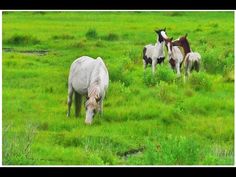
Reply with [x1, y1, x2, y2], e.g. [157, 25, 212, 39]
[194, 52, 201, 72]
[184, 53, 191, 76]
[74, 92, 82, 117]
[184, 53, 191, 64]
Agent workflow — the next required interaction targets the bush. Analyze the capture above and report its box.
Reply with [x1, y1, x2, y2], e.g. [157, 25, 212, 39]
[143, 69, 156, 87]
[188, 72, 212, 91]
[156, 65, 176, 84]
[143, 65, 176, 87]
[203, 47, 234, 74]
[6, 34, 40, 45]
[102, 33, 119, 41]
[71, 39, 86, 48]
[52, 34, 75, 40]
[85, 29, 98, 39]
[108, 59, 133, 86]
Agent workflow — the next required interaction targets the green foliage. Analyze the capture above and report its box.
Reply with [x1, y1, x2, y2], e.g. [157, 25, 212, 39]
[143, 65, 176, 86]
[6, 34, 40, 45]
[2, 12, 234, 165]
[102, 33, 119, 41]
[52, 34, 75, 40]
[85, 28, 98, 39]
[155, 65, 176, 83]
[188, 72, 212, 91]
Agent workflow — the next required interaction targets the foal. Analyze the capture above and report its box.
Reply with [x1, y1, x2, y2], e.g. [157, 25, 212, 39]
[143, 28, 168, 74]
[172, 34, 201, 76]
[164, 37, 184, 76]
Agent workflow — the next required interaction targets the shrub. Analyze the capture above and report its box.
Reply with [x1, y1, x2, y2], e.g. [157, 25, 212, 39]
[108, 60, 133, 86]
[6, 34, 40, 45]
[85, 29, 98, 39]
[102, 33, 119, 41]
[188, 72, 212, 91]
[155, 65, 176, 84]
[71, 39, 86, 48]
[52, 34, 75, 40]
[143, 69, 156, 87]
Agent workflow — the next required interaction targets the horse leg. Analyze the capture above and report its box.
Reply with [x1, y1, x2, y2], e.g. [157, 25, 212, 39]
[74, 92, 82, 118]
[67, 84, 73, 117]
[185, 61, 190, 77]
[176, 62, 181, 77]
[98, 99, 103, 117]
[143, 60, 147, 71]
[152, 59, 157, 75]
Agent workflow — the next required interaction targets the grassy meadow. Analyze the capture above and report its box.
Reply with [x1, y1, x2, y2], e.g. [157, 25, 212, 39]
[2, 11, 234, 165]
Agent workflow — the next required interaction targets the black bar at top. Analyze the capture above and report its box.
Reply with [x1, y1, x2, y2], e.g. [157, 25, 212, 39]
[0, 0, 235, 10]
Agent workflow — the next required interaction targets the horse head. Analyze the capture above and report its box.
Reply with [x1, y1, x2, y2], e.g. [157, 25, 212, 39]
[85, 85, 101, 124]
[172, 33, 191, 54]
[164, 37, 173, 56]
[155, 28, 168, 42]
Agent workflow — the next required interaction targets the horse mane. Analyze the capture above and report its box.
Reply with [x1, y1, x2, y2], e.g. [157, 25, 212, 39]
[183, 38, 191, 53]
[88, 84, 100, 99]
[85, 97, 98, 109]
[86, 85, 100, 109]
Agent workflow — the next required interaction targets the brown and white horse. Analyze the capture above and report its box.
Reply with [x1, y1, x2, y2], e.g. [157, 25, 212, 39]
[164, 37, 184, 76]
[172, 34, 201, 76]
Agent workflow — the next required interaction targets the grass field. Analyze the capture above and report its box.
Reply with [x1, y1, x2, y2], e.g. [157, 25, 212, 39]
[2, 11, 234, 165]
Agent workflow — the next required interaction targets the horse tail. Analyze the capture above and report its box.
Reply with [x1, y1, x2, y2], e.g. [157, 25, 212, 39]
[194, 60, 200, 72]
[182, 53, 189, 69]
[74, 92, 82, 117]
[184, 53, 191, 76]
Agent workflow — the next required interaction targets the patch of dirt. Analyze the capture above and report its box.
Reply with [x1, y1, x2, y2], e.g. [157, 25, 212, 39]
[117, 147, 145, 160]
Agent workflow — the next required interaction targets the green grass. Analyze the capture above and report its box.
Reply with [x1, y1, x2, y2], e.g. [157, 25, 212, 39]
[2, 11, 234, 165]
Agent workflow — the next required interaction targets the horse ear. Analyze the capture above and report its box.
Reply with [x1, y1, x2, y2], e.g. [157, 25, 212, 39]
[185, 33, 188, 38]
[164, 27, 166, 31]
[154, 29, 158, 33]
[170, 37, 173, 41]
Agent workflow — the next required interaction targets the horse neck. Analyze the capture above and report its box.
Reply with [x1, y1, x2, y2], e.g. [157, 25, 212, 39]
[154, 41, 164, 56]
[182, 39, 191, 56]
[155, 40, 164, 49]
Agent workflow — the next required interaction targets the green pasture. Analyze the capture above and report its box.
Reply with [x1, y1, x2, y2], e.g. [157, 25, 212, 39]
[2, 11, 234, 165]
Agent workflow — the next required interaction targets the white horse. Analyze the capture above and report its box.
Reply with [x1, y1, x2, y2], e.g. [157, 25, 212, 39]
[172, 34, 201, 76]
[143, 28, 168, 74]
[67, 56, 109, 124]
[164, 37, 184, 76]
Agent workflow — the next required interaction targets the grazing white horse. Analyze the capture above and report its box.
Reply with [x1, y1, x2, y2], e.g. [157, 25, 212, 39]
[164, 37, 184, 76]
[67, 56, 109, 124]
[143, 28, 168, 74]
[172, 34, 201, 76]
